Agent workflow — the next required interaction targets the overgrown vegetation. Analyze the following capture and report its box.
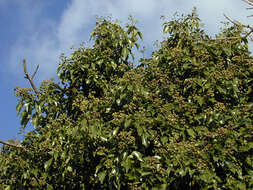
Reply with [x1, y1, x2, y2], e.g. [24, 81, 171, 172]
[0, 9, 252, 189]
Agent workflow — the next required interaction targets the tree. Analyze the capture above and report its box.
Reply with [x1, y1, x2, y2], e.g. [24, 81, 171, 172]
[0, 9, 252, 189]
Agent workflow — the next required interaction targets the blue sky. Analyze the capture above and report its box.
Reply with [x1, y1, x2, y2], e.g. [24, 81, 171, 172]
[0, 0, 252, 142]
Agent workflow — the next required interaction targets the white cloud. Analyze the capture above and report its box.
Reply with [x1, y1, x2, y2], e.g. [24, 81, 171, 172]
[57, 0, 92, 48]
[7, 0, 253, 80]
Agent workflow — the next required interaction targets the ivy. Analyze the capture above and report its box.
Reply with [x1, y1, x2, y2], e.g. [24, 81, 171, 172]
[0, 11, 253, 190]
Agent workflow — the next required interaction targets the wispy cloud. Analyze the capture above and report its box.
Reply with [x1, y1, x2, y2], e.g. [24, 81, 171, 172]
[7, 0, 252, 80]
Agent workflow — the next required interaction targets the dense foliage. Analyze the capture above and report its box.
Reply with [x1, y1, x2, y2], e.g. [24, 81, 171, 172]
[0, 10, 252, 189]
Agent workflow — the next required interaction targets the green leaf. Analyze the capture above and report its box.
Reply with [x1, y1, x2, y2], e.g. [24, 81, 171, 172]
[4, 186, 11, 190]
[67, 166, 73, 172]
[137, 31, 143, 39]
[122, 157, 132, 173]
[98, 171, 106, 183]
[20, 111, 28, 126]
[72, 126, 78, 136]
[54, 151, 59, 161]
[240, 142, 253, 152]
[196, 96, 204, 106]
[44, 158, 53, 171]
[142, 134, 148, 147]
[81, 119, 87, 128]
[121, 47, 129, 61]
[131, 151, 143, 162]
[161, 136, 168, 144]
[236, 182, 246, 190]
[47, 184, 53, 190]
[217, 86, 226, 94]
[141, 171, 152, 177]
[31, 169, 38, 178]
[31, 115, 39, 128]
[124, 119, 131, 128]
[90, 125, 98, 137]
[116, 99, 121, 106]
[35, 105, 42, 114]
[137, 126, 143, 137]
[16, 102, 23, 115]
[106, 107, 111, 113]
[187, 128, 195, 138]
[24, 103, 30, 112]
[112, 127, 119, 136]
[111, 61, 117, 70]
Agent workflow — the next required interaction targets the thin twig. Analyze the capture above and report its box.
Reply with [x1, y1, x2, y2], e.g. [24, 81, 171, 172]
[23, 59, 39, 95]
[32, 65, 39, 80]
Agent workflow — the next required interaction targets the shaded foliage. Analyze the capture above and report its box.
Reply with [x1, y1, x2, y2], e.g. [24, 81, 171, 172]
[0, 10, 253, 189]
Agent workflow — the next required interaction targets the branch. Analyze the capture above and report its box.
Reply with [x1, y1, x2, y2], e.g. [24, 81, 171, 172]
[201, 36, 245, 41]
[0, 139, 27, 151]
[23, 59, 39, 95]
[223, 14, 253, 38]
[223, 14, 241, 26]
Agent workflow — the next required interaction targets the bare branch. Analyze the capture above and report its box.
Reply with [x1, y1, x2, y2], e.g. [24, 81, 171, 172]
[223, 14, 242, 26]
[0, 139, 27, 151]
[23, 59, 39, 95]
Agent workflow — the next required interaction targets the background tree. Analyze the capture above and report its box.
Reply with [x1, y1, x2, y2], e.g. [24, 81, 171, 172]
[0, 9, 252, 189]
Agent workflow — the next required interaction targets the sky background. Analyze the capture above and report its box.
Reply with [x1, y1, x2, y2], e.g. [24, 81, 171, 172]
[0, 0, 252, 142]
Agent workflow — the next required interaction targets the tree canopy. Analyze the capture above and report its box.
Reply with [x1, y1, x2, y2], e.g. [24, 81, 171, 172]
[0, 9, 252, 190]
